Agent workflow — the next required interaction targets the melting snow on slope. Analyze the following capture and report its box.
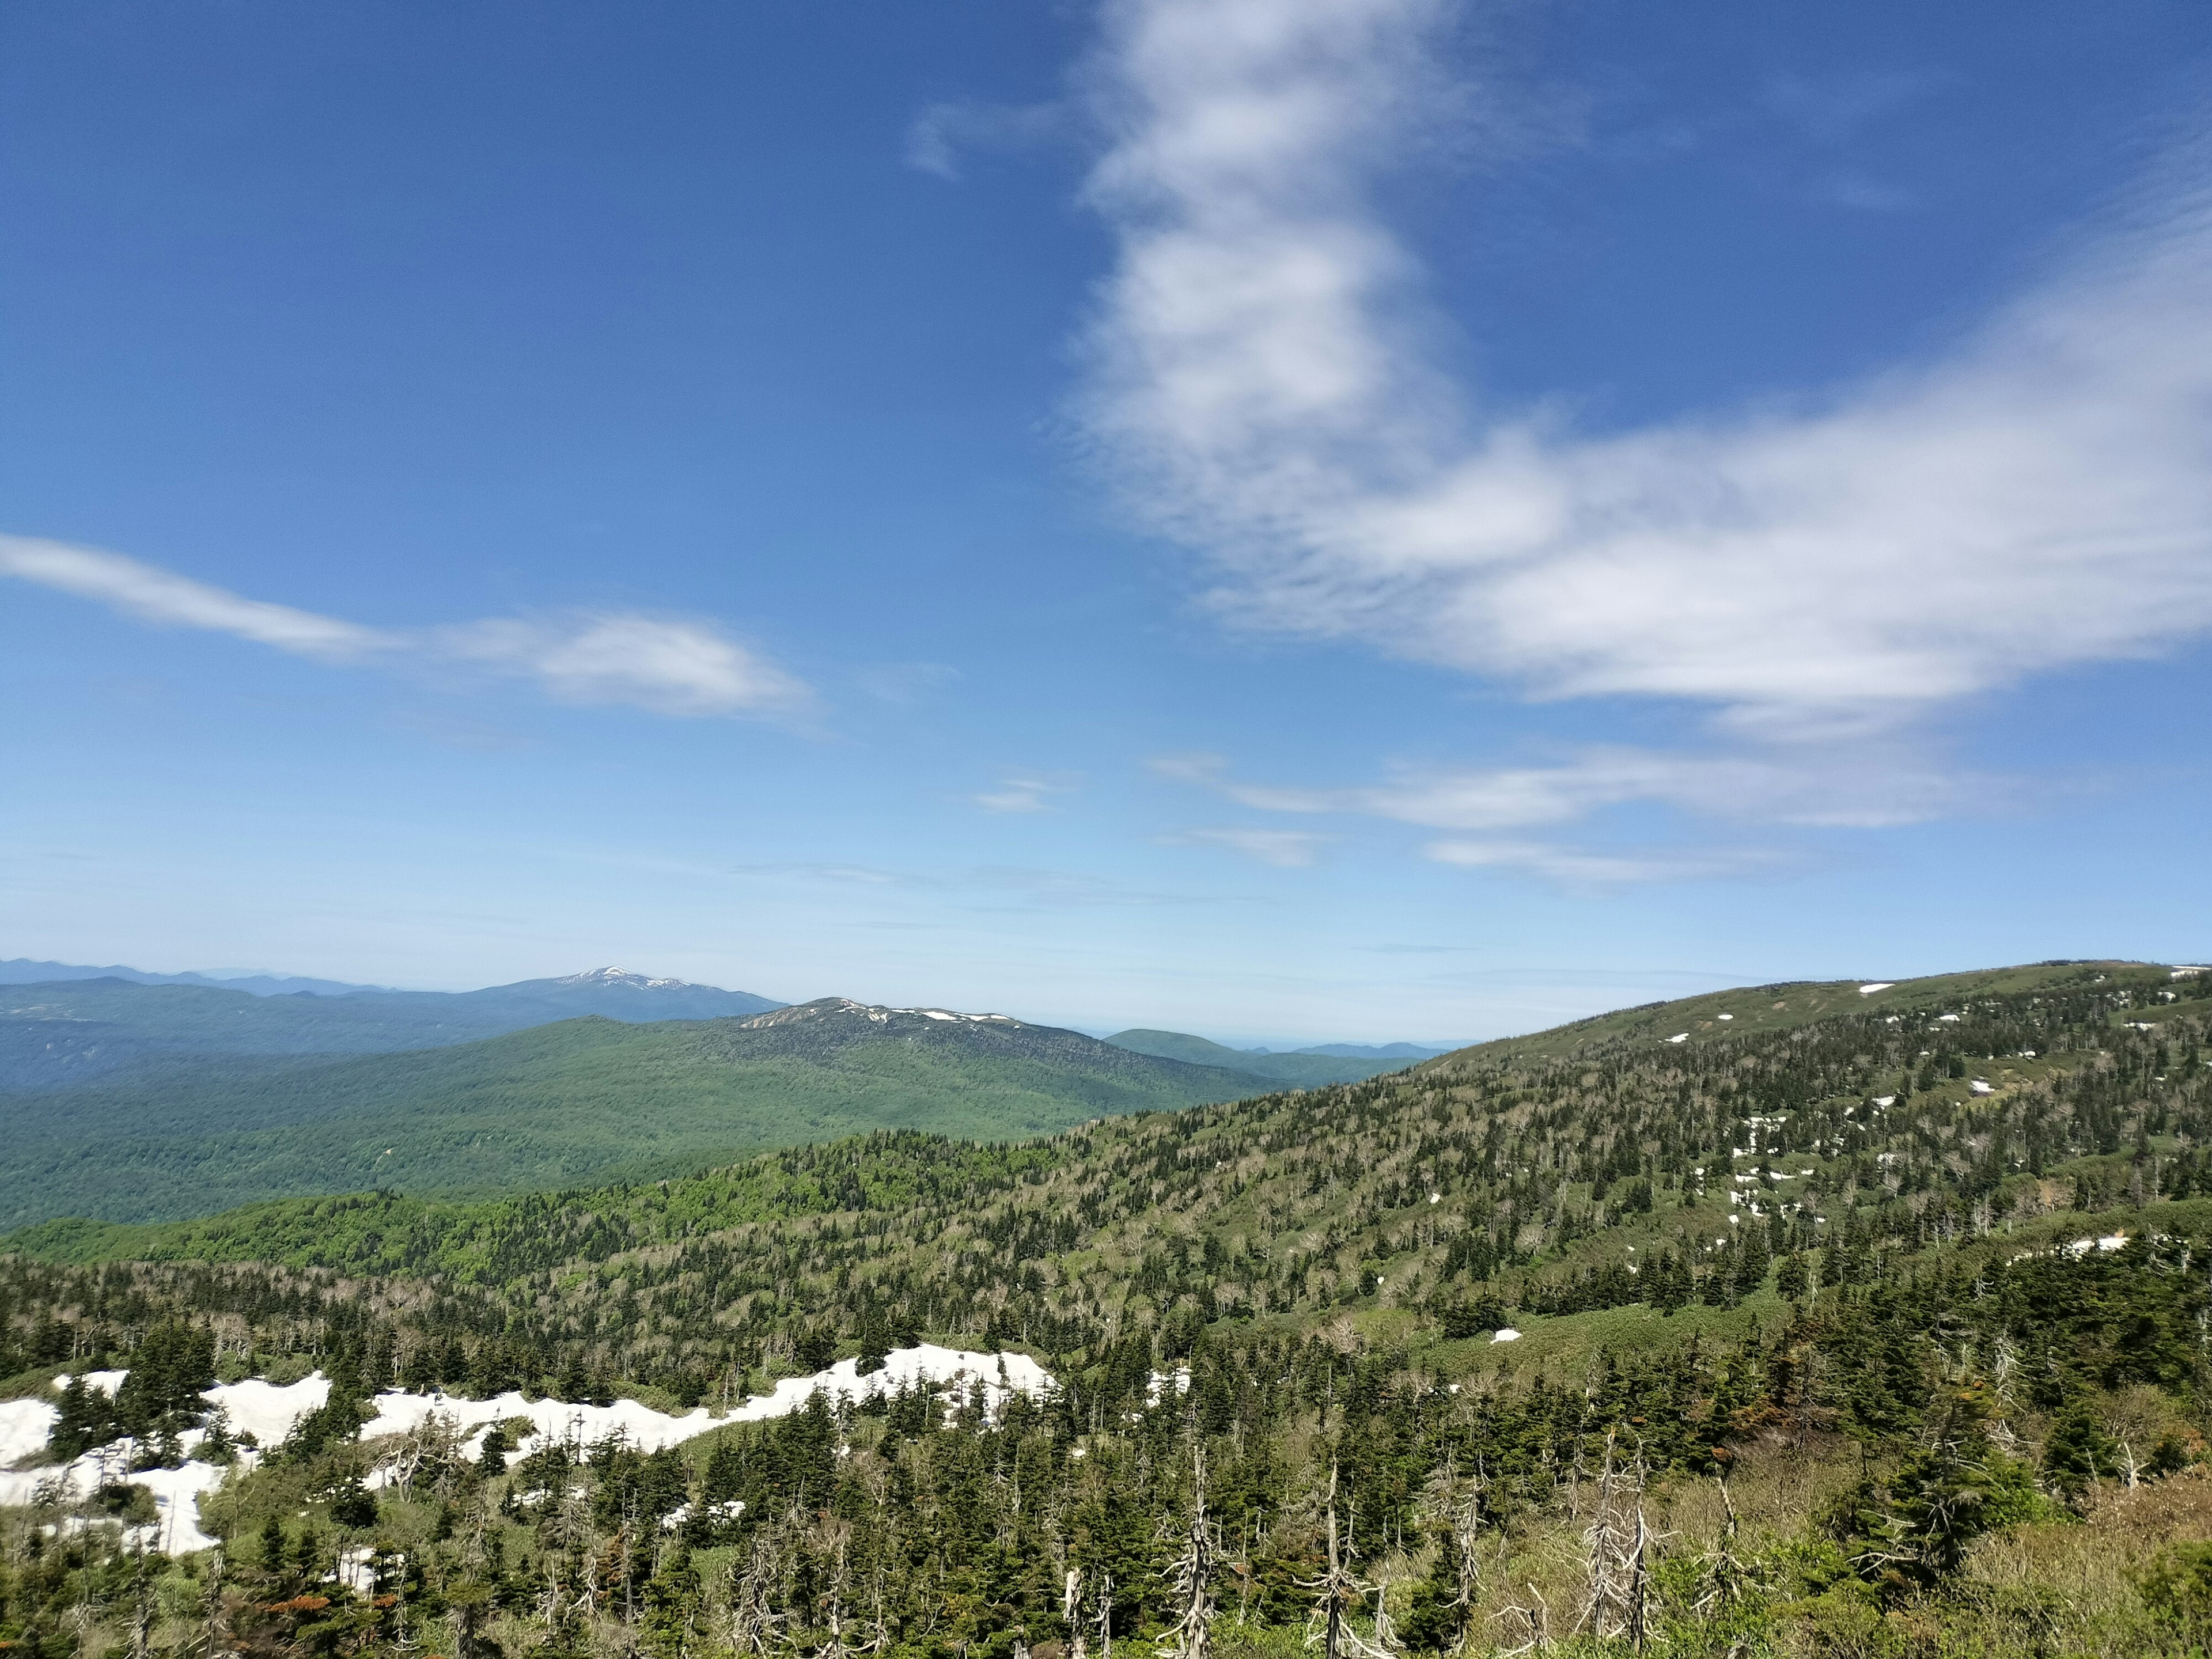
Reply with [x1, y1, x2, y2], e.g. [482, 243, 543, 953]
[368, 1343, 1052, 1465]
[206, 1375, 331, 1445]
[0, 1399, 59, 1467]
[4, 1347, 1053, 1552]
[0, 1438, 231, 1555]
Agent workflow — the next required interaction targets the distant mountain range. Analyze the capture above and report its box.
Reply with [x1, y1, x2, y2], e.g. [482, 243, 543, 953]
[0, 993, 1274, 1229]
[0, 959, 1468, 1230]
[1101, 1029, 1439, 1088]
[0, 958, 391, 997]
[0, 965, 782, 1089]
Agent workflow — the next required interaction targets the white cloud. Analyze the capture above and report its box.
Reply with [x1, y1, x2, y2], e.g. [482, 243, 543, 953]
[0, 533, 808, 720]
[1153, 744, 1961, 884]
[973, 773, 1081, 812]
[0, 536, 385, 660]
[1078, 0, 2212, 744]
[1422, 839, 1786, 887]
[1168, 826, 1331, 866]
[442, 614, 808, 718]
[906, 101, 1069, 181]
[1157, 744, 1979, 827]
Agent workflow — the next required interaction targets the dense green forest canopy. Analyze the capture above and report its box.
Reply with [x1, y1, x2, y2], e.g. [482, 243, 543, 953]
[5, 958, 2212, 1658]
[0, 999, 1268, 1231]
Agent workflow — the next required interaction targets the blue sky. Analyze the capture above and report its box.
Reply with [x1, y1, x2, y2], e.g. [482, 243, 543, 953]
[4, 0, 2209, 1044]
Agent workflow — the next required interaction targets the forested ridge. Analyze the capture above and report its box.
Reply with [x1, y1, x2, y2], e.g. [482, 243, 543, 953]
[0, 999, 1264, 1232]
[6, 960, 2212, 1658]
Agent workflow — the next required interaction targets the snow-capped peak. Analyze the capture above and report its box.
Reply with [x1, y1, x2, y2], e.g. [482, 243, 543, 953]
[743, 997, 1022, 1029]
[558, 967, 690, 990]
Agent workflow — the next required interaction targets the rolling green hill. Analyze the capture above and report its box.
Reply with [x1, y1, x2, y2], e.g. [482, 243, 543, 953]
[0, 997, 1266, 1229]
[1103, 1026, 1412, 1086]
[5, 959, 2212, 1658]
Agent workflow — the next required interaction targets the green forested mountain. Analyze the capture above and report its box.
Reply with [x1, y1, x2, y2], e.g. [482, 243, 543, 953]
[4, 959, 2211, 1658]
[0, 967, 783, 1091]
[1104, 1027, 1411, 1086]
[0, 997, 1265, 1229]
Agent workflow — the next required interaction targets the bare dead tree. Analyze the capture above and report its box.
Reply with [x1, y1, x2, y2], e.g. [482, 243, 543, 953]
[1063, 1569, 1086, 1659]
[1161, 1443, 1214, 1659]
[1494, 1583, 1554, 1656]
[1688, 1472, 1756, 1622]
[815, 1535, 855, 1659]
[1300, 1464, 1395, 1659]
[1421, 1461, 1485, 1658]
[1579, 1431, 1653, 1649]
[724, 1531, 787, 1659]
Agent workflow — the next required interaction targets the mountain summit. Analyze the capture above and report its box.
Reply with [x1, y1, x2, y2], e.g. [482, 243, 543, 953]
[479, 968, 781, 1021]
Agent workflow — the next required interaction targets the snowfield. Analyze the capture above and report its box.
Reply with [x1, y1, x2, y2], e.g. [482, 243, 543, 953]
[2, 1345, 1053, 1554]
[0, 1398, 59, 1467]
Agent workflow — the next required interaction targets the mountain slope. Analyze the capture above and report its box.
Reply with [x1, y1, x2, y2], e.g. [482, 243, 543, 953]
[5, 960, 2211, 1659]
[1103, 1027, 1410, 1086]
[0, 967, 783, 1090]
[448, 965, 782, 1024]
[25, 956, 2202, 1275]
[0, 998, 1265, 1229]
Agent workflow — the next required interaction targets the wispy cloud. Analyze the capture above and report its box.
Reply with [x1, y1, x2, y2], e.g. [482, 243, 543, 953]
[1078, 2, 2212, 759]
[906, 100, 1069, 180]
[0, 535, 809, 719]
[972, 772, 1082, 812]
[1422, 838, 1786, 887]
[1158, 746, 1984, 832]
[1760, 69, 1946, 146]
[1166, 826, 1332, 866]
[0, 537, 385, 660]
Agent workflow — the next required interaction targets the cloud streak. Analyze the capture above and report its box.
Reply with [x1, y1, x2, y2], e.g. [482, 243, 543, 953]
[1153, 745, 1948, 884]
[1156, 745, 1986, 834]
[1078, 1, 2212, 745]
[972, 772, 1083, 812]
[0, 534, 809, 719]
[1165, 825, 1332, 866]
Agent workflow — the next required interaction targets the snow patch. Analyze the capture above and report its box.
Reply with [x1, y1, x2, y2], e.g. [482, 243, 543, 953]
[205, 1375, 331, 1447]
[1, 1397, 59, 1467]
[0, 1441, 229, 1555]
[4, 1346, 1052, 1556]
[362, 1344, 1054, 1463]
